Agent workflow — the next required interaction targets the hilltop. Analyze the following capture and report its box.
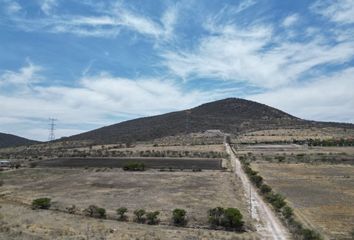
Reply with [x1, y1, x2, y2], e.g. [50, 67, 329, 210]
[62, 98, 354, 144]
[0, 132, 38, 149]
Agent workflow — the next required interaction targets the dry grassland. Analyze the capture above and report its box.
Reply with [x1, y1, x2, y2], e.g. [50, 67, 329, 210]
[252, 163, 354, 239]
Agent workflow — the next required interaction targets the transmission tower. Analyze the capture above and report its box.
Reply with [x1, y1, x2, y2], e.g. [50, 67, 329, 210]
[48, 118, 57, 141]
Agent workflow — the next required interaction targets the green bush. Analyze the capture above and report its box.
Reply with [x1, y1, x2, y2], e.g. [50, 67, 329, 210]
[134, 209, 146, 223]
[146, 211, 160, 225]
[172, 208, 187, 226]
[116, 207, 128, 221]
[32, 198, 51, 209]
[123, 162, 145, 171]
[250, 174, 263, 187]
[260, 184, 272, 194]
[84, 205, 106, 218]
[208, 207, 244, 230]
[302, 228, 322, 240]
[266, 192, 286, 211]
[282, 205, 293, 219]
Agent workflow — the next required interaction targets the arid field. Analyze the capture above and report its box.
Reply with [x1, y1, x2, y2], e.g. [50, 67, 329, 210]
[252, 162, 354, 239]
[0, 166, 258, 239]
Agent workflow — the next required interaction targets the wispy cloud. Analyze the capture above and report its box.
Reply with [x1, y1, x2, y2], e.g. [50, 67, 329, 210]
[311, 0, 354, 24]
[161, 14, 354, 89]
[39, 0, 58, 15]
[0, 60, 42, 90]
[282, 14, 299, 27]
[5, 1, 178, 39]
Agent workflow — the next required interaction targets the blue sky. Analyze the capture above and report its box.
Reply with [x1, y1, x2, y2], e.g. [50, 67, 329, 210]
[0, 0, 354, 141]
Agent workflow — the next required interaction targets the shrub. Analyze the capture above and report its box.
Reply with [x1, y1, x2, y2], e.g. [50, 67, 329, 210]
[266, 192, 286, 211]
[260, 184, 272, 194]
[282, 205, 293, 219]
[221, 208, 244, 229]
[123, 162, 145, 171]
[172, 208, 187, 226]
[146, 211, 160, 225]
[116, 207, 128, 221]
[134, 209, 146, 223]
[66, 205, 77, 214]
[208, 207, 224, 226]
[208, 207, 244, 230]
[84, 205, 106, 219]
[302, 228, 322, 240]
[250, 174, 263, 187]
[29, 162, 37, 168]
[32, 198, 51, 209]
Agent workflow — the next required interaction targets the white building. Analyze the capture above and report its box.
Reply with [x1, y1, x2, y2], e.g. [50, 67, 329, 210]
[0, 160, 10, 167]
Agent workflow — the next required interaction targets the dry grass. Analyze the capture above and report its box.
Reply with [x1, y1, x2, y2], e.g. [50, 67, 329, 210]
[0, 200, 260, 240]
[252, 163, 354, 239]
[0, 168, 250, 227]
[237, 127, 354, 143]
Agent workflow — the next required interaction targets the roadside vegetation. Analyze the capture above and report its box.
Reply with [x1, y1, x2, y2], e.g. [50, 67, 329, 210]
[239, 153, 323, 240]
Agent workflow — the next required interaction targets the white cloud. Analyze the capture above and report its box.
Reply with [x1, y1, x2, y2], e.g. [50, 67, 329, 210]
[312, 0, 354, 24]
[0, 61, 42, 89]
[250, 67, 354, 123]
[40, 0, 58, 15]
[282, 14, 299, 27]
[0, 63, 221, 140]
[6, 1, 21, 14]
[8, 2, 178, 40]
[161, 18, 354, 89]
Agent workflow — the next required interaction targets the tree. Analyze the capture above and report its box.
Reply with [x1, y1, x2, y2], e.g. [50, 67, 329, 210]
[84, 205, 106, 219]
[146, 211, 160, 225]
[302, 228, 322, 240]
[260, 184, 272, 194]
[32, 198, 51, 210]
[172, 209, 187, 226]
[208, 207, 224, 226]
[221, 208, 244, 230]
[208, 207, 244, 230]
[116, 207, 128, 221]
[134, 209, 146, 223]
[282, 205, 293, 219]
[266, 192, 286, 211]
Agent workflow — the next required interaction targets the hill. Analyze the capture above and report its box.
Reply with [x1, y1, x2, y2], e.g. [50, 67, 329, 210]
[0, 132, 38, 149]
[63, 98, 354, 144]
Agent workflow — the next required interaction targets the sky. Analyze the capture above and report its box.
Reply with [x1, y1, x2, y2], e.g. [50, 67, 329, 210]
[0, 0, 354, 141]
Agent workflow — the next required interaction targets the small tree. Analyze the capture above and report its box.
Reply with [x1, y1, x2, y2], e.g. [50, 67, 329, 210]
[260, 184, 272, 194]
[116, 207, 128, 221]
[134, 209, 146, 223]
[208, 207, 224, 226]
[172, 208, 187, 226]
[32, 198, 51, 210]
[84, 205, 106, 219]
[221, 208, 244, 230]
[302, 228, 322, 240]
[146, 211, 160, 225]
[282, 205, 293, 219]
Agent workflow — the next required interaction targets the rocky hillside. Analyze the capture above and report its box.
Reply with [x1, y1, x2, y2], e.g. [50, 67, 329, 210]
[62, 98, 354, 144]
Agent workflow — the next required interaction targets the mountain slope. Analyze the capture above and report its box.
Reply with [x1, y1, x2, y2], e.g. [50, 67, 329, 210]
[0, 132, 38, 148]
[63, 98, 354, 144]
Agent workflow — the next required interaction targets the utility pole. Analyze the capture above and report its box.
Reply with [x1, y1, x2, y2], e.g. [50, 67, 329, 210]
[48, 118, 57, 141]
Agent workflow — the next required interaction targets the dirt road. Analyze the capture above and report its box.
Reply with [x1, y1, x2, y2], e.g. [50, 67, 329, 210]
[225, 143, 291, 240]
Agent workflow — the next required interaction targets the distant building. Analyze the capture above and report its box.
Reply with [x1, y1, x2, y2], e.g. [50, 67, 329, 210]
[0, 160, 10, 168]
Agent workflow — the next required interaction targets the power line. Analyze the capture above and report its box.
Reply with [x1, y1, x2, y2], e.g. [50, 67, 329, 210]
[48, 118, 57, 141]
